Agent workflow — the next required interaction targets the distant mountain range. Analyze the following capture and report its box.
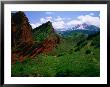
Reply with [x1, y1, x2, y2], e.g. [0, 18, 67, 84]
[56, 23, 100, 36]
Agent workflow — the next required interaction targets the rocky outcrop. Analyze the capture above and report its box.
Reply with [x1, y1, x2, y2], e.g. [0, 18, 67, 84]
[11, 11, 60, 63]
[42, 33, 60, 53]
[11, 11, 33, 47]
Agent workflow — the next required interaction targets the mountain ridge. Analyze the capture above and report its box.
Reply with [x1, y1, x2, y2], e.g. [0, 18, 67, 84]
[56, 23, 100, 37]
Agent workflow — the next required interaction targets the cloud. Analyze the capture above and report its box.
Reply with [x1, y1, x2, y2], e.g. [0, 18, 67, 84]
[31, 23, 41, 29]
[54, 16, 63, 21]
[67, 14, 100, 28]
[45, 12, 54, 15]
[89, 13, 94, 16]
[53, 21, 65, 30]
[78, 15, 100, 27]
[55, 16, 71, 22]
[45, 16, 52, 21]
[40, 18, 46, 23]
[40, 16, 52, 23]
[39, 16, 66, 30]
[31, 16, 53, 29]
[31, 14, 100, 30]
[67, 20, 82, 26]
[52, 16, 67, 30]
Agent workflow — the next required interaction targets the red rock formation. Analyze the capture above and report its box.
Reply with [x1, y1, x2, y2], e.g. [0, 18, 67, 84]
[11, 11, 33, 63]
[11, 11, 33, 47]
[11, 11, 60, 63]
[20, 16, 33, 44]
[42, 33, 60, 54]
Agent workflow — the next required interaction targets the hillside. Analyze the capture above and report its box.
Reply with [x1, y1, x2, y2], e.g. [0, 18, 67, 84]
[33, 21, 54, 42]
[11, 11, 100, 77]
[11, 11, 60, 63]
[12, 32, 100, 77]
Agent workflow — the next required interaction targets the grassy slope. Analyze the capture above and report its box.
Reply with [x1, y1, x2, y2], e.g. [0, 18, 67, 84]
[11, 32, 100, 77]
[32, 22, 52, 43]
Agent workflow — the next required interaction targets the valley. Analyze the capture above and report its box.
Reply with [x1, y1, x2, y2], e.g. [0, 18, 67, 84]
[11, 11, 100, 77]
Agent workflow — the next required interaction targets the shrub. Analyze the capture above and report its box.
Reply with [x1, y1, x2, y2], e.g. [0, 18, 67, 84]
[85, 49, 91, 54]
[74, 47, 80, 52]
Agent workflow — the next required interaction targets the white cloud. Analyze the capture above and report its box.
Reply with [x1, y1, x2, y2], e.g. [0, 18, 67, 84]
[52, 21, 65, 30]
[31, 14, 100, 30]
[78, 15, 100, 27]
[31, 16, 66, 30]
[31, 16, 53, 29]
[40, 16, 52, 23]
[40, 18, 46, 23]
[39, 16, 67, 30]
[55, 16, 63, 21]
[67, 20, 82, 26]
[89, 13, 94, 16]
[31, 23, 41, 29]
[45, 12, 54, 15]
[52, 16, 67, 31]
[67, 14, 100, 28]
[46, 16, 52, 19]
[45, 16, 52, 21]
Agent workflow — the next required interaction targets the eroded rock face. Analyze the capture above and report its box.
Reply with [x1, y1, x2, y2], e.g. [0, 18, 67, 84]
[11, 11, 33, 47]
[42, 33, 60, 53]
[11, 11, 60, 63]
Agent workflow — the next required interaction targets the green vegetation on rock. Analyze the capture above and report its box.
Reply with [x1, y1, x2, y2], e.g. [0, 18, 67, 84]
[32, 21, 53, 43]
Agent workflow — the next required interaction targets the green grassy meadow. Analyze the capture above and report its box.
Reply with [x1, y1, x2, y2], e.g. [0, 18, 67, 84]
[11, 32, 100, 77]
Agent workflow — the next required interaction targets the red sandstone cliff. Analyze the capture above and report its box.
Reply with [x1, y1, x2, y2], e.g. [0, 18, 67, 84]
[11, 11, 60, 63]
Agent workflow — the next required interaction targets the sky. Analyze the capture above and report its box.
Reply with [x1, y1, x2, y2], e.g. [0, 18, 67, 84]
[20, 11, 100, 31]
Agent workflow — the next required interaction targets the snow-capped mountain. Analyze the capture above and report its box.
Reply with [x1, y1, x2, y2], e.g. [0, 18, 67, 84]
[56, 23, 100, 36]
[71, 23, 99, 31]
